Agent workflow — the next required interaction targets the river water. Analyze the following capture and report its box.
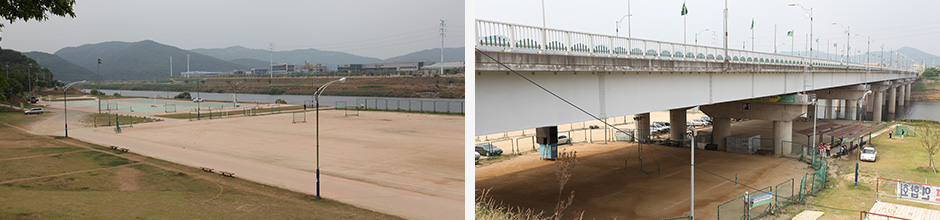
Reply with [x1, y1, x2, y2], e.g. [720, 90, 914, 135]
[85, 89, 465, 113]
[894, 101, 940, 121]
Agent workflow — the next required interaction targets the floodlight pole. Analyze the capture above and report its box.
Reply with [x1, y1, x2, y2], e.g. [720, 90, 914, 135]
[97, 58, 102, 114]
[63, 81, 85, 138]
[313, 77, 346, 200]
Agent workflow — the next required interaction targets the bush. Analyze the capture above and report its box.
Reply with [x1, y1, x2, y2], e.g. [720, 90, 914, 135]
[924, 68, 940, 78]
[174, 91, 192, 100]
[275, 99, 287, 104]
[262, 87, 285, 95]
[112, 93, 121, 97]
[88, 88, 105, 96]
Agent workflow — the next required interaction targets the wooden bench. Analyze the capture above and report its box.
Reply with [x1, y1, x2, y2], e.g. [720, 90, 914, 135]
[220, 171, 235, 177]
[200, 167, 215, 173]
[109, 146, 119, 150]
[118, 148, 129, 152]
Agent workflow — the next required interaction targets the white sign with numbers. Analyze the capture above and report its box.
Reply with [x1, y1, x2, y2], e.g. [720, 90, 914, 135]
[896, 181, 940, 203]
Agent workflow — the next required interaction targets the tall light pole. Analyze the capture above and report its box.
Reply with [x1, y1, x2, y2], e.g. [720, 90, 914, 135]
[27, 64, 32, 98]
[440, 19, 446, 76]
[313, 77, 347, 200]
[616, 0, 633, 38]
[832, 23, 850, 63]
[97, 58, 102, 114]
[695, 28, 711, 46]
[789, 4, 813, 59]
[63, 81, 86, 138]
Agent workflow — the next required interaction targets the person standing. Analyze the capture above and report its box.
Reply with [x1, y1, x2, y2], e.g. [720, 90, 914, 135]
[889, 130, 894, 139]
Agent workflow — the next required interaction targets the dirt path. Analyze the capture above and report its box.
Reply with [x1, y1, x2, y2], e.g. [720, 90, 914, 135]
[115, 167, 142, 191]
[476, 141, 812, 219]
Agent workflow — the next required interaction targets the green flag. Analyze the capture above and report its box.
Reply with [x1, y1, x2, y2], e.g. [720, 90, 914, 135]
[816, 38, 819, 43]
[787, 30, 793, 37]
[750, 19, 754, 30]
[681, 3, 688, 16]
[834, 43, 837, 47]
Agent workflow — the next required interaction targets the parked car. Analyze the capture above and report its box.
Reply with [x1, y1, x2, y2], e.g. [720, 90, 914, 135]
[701, 117, 713, 123]
[650, 123, 670, 134]
[29, 96, 38, 104]
[558, 135, 571, 145]
[475, 144, 503, 156]
[474, 151, 481, 161]
[192, 97, 204, 102]
[860, 147, 877, 162]
[24, 108, 43, 115]
[691, 119, 711, 127]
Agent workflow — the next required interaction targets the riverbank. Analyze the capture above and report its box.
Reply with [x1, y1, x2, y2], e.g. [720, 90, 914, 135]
[912, 77, 940, 101]
[73, 75, 464, 99]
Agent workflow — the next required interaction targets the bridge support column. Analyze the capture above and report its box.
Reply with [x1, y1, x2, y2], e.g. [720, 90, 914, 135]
[806, 105, 815, 119]
[906, 83, 912, 101]
[670, 109, 688, 141]
[898, 85, 906, 106]
[838, 99, 847, 119]
[701, 99, 807, 156]
[874, 91, 885, 122]
[865, 94, 874, 117]
[773, 120, 793, 155]
[846, 99, 858, 121]
[712, 117, 731, 151]
[636, 113, 651, 143]
[888, 86, 898, 114]
[824, 99, 833, 119]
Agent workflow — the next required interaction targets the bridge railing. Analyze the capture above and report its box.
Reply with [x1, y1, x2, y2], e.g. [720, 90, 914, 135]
[477, 20, 920, 73]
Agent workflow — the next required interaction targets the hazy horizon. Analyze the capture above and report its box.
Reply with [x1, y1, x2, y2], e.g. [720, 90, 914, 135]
[1, 0, 464, 60]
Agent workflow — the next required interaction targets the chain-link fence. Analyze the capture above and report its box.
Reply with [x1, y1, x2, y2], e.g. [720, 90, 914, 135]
[717, 195, 746, 220]
[747, 186, 774, 220]
[774, 178, 795, 213]
[357, 98, 464, 114]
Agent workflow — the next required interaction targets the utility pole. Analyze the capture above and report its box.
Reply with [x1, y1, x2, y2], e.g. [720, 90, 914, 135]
[723, 0, 729, 66]
[97, 58, 102, 114]
[774, 24, 777, 53]
[170, 56, 173, 77]
[270, 42, 275, 78]
[187, 54, 190, 78]
[440, 19, 446, 76]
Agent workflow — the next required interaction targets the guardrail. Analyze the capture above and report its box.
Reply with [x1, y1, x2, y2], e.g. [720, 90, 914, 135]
[476, 20, 920, 73]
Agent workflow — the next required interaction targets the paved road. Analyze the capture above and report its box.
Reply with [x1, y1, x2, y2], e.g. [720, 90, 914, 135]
[67, 126, 463, 220]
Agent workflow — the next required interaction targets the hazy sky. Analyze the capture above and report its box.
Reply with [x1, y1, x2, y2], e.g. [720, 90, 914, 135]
[476, 0, 940, 58]
[2, 0, 464, 59]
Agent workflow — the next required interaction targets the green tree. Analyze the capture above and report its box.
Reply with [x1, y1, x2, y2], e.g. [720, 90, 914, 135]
[0, 0, 77, 33]
[275, 99, 287, 104]
[174, 91, 191, 100]
[923, 67, 940, 78]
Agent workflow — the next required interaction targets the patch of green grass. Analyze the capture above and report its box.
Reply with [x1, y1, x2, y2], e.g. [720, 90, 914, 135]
[0, 147, 83, 160]
[808, 125, 940, 218]
[0, 151, 134, 182]
[85, 113, 161, 127]
[336, 107, 464, 116]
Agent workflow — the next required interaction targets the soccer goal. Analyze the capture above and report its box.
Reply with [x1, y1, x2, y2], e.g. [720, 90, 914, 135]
[164, 104, 177, 113]
[107, 103, 119, 111]
[271, 104, 282, 114]
[243, 107, 256, 116]
[292, 111, 306, 123]
[337, 101, 358, 116]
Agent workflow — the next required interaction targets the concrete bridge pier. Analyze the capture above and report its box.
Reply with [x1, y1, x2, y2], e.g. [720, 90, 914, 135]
[824, 99, 834, 119]
[906, 81, 913, 101]
[888, 84, 900, 114]
[809, 85, 870, 121]
[670, 108, 689, 141]
[871, 82, 891, 122]
[865, 93, 874, 118]
[635, 113, 651, 143]
[701, 100, 806, 156]
[898, 84, 907, 107]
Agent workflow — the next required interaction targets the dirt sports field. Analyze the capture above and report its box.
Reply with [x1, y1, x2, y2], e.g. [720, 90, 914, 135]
[476, 141, 812, 219]
[29, 99, 463, 219]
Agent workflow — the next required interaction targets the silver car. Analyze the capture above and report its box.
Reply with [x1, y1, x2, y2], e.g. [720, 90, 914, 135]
[24, 108, 43, 115]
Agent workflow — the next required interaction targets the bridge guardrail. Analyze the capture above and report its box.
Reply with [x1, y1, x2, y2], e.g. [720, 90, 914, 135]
[476, 19, 920, 73]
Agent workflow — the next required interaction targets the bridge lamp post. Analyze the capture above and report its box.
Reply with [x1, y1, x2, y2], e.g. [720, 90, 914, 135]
[831, 23, 850, 63]
[63, 81, 86, 138]
[313, 77, 346, 200]
[615, 13, 632, 37]
[694, 29, 711, 46]
[788, 4, 813, 58]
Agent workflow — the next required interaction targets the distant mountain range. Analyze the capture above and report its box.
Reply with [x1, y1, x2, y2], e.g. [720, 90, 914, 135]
[22, 51, 95, 82]
[21, 40, 464, 81]
[54, 40, 246, 80]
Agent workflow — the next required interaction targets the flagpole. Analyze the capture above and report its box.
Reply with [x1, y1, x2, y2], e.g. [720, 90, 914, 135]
[774, 24, 777, 53]
[751, 19, 755, 52]
[683, 1, 687, 45]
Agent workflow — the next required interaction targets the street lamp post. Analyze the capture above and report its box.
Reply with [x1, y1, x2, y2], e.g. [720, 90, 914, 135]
[789, 4, 813, 58]
[63, 81, 86, 138]
[832, 23, 850, 63]
[695, 28, 711, 46]
[97, 58, 102, 114]
[313, 77, 347, 200]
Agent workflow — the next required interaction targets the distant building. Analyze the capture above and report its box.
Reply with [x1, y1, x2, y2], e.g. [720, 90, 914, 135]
[338, 61, 424, 73]
[271, 63, 295, 73]
[180, 71, 220, 78]
[301, 62, 336, 73]
[251, 68, 269, 75]
[421, 62, 465, 74]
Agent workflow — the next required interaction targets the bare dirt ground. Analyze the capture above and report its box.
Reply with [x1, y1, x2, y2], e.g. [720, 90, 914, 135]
[476, 141, 813, 219]
[26, 101, 463, 219]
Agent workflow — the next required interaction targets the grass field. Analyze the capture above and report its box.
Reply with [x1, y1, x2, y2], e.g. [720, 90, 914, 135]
[793, 123, 940, 218]
[0, 111, 400, 219]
